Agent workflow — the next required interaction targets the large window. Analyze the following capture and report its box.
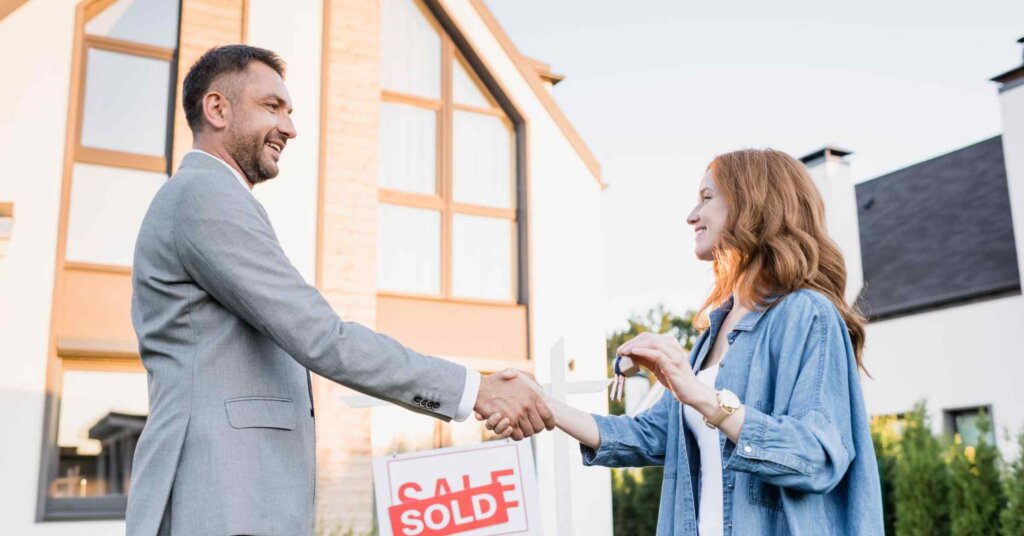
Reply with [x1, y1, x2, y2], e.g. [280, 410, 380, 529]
[65, 0, 178, 268]
[40, 0, 180, 521]
[378, 0, 517, 303]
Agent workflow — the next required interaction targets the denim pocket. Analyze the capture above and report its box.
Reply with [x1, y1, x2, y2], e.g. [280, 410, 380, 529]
[747, 400, 783, 510]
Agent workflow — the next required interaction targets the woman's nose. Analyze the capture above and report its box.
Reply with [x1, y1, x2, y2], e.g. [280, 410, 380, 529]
[686, 207, 699, 225]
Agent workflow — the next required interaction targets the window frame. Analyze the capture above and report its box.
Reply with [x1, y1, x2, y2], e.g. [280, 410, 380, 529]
[36, 0, 180, 521]
[943, 404, 997, 447]
[378, 0, 520, 306]
[38, 351, 146, 521]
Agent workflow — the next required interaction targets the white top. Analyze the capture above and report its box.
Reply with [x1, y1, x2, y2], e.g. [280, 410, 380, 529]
[182, 150, 481, 421]
[682, 362, 724, 536]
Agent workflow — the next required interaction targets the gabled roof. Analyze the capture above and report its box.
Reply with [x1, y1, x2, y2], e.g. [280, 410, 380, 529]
[855, 136, 1020, 319]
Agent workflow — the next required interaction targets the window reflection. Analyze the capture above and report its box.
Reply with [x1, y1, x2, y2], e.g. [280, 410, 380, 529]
[51, 369, 148, 498]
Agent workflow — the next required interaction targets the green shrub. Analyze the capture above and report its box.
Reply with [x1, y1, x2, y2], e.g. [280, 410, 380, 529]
[872, 414, 900, 535]
[1001, 429, 1024, 536]
[948, 410, 1004, 536]
[894, 402, 950, 536]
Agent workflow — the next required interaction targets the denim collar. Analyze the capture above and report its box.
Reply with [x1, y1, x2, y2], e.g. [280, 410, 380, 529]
[712, 295, 778, 334]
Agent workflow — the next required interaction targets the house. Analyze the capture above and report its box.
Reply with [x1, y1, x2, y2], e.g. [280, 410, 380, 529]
[0, 0, 611, 533]
[800, 37, 1024, 462]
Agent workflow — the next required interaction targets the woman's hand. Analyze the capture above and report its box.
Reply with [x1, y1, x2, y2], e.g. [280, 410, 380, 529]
[617, 333, 702, 406]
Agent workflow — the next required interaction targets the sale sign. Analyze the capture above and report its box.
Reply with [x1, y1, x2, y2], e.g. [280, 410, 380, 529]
[373, 440, 542, 536]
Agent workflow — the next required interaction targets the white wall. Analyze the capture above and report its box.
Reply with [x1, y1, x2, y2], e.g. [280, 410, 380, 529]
[861, 294, 1024, 462]
[999, 76, 1024, 301]
[246, 0, 323, 283]
[441, 2, 613, 534]
[804, 153, 865, 304]
[0, 1, 124, 534]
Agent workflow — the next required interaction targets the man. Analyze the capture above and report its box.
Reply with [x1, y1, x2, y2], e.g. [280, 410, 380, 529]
[126, 45, 551, 535]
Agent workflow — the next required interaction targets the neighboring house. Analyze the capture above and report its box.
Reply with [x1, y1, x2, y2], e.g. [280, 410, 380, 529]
[801, 37, 1024, 462]
[0, 0, 611, 534]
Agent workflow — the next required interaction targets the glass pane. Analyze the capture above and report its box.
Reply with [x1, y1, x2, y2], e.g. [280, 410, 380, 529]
[66, 163, 167, 266]
[449, 417, 500, 448]
[371, 405, 439, 455]
[452, 214, 512, 300]
[452, 111, 513, 209]
[81, 48, 172, 157]
[452, 57, 490, 108]
[52, 368, 148, 498]
[378, 204, 441, 294]
[955, 411, 996, 447]
[381, 0, 440, 98]
[379, 103, 436, 194]
[85, 0, 180, 49]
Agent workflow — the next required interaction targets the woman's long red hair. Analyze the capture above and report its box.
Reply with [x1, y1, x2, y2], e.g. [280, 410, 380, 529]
[696, 148, 867, 372]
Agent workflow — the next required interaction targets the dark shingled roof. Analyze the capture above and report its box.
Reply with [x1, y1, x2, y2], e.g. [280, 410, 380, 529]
[855, 136, 1020, 320]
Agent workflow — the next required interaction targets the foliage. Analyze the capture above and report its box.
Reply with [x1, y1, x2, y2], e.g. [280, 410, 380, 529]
[871, 414, 901, 535]
[893, 402, 950, 536]
[1001, 428, 1024, 536]
[948, 409, 1004, 536]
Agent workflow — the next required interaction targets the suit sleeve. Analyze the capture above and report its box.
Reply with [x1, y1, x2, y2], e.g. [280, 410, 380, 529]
[172, 177, 468, 421]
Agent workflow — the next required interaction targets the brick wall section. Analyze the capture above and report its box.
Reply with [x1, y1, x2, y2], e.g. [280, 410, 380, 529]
[314, 0, 382, 532]
[171, 0, 245, 168]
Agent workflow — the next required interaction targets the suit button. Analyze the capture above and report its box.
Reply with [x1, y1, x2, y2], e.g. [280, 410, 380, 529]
[432, 402, 440, 409]
[414, 396, 422, 404]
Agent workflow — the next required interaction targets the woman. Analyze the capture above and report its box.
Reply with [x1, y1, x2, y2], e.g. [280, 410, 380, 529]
[498, 149, 884, 534]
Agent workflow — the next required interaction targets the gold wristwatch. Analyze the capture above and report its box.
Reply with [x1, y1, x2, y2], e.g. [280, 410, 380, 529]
[703, 389, 741, 429]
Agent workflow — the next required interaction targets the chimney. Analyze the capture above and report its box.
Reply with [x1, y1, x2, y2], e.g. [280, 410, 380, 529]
[992, 36, 1024, 289]
[799, 147, 864, 305]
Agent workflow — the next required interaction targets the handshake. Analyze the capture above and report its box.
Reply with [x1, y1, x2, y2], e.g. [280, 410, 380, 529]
[472, 368, 555, 441]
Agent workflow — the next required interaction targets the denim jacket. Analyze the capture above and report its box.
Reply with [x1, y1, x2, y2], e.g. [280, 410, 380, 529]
[582, 289, 884, 535]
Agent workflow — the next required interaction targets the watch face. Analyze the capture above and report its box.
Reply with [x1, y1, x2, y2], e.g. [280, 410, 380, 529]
[719, 390, 741, 411]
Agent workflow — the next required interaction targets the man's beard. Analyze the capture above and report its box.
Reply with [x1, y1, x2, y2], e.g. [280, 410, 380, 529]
[226, 125, 279, 185]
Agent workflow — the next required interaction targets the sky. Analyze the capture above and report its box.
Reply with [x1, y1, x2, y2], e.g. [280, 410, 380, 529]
[484, 0, 1024, 331]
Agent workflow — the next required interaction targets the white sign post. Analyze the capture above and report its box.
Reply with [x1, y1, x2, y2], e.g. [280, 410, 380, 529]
[373, 440, 543, 536]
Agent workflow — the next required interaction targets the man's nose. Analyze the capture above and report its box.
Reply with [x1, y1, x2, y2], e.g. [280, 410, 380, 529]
[280, 115, 297, 139]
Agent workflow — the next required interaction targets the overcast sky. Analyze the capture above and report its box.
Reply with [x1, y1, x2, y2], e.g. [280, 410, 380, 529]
[484, 0, 1024, 330]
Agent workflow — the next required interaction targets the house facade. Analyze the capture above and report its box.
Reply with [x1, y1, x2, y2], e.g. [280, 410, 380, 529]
[801, 38, 1024, 462]
[0, 0, 612, 534]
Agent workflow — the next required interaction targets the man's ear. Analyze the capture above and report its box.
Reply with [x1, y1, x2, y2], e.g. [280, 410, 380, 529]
[201, 91, 231, 131]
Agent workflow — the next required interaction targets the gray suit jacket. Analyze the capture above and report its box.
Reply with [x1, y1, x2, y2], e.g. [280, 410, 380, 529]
[126, 152, 467, 535]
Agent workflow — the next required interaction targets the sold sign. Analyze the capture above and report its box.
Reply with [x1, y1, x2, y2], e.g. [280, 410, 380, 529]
[388, 469, 518, 535]
[373, 441, 541, 536]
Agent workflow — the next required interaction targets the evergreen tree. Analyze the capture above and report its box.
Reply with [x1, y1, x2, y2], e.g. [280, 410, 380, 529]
[894, 402, 950, 536]
[1001, 429, 1024, 536]
[948, 410, 1004, 536]
[871, 415, 900, 535]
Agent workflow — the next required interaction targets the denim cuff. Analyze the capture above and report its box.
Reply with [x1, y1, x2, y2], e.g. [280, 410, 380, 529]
[724, 405, 815, 476]
[724, 404, 772, 474]
[580, 414, 621, 466]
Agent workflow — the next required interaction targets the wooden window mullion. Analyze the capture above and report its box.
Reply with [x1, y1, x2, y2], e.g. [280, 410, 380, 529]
[440, 36, 454, 298]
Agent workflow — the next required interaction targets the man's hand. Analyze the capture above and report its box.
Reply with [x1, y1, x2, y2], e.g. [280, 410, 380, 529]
[473, 368, 555, 441]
